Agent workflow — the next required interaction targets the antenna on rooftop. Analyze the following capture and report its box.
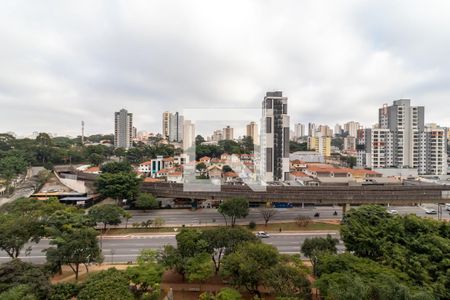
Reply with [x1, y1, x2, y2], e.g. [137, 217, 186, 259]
[81, 121, 85, 145]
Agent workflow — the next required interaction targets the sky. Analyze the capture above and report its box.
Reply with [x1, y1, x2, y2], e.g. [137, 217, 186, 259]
[1, 0, 450, 137]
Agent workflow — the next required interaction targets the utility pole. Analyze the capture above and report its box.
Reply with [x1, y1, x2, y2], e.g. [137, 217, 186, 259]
[81, 121, 85, 145]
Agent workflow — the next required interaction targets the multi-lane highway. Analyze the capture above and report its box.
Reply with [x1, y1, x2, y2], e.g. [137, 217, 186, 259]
[124, 204, 448, 226]
[0, 232, 343, 264]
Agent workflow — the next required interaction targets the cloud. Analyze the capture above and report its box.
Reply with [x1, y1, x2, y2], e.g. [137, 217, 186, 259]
[0, 0, 449, 137]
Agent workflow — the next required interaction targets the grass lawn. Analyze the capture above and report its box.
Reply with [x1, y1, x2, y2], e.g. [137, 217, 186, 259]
[105, 221, 340, 235]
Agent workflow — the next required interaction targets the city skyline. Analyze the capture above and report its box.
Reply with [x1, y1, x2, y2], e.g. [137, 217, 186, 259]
[1, 1, 450, 136]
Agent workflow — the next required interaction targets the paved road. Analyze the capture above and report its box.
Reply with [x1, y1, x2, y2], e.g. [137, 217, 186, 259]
[0, 232, 343, 264]
[123, 204, 449, 226]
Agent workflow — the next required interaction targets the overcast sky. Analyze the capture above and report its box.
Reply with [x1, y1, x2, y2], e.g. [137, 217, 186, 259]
[1, 0, 450, 137]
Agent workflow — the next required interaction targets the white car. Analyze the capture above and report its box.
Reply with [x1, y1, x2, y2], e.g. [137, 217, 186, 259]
[446, 203, 450, 211]
[425, 208, 437, 215]
[256, 231, 270, 238]
[387, 209, 398, 215]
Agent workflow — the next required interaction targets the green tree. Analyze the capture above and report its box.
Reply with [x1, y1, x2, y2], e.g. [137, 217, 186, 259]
[341, 205, 450, 298]
[289, 141, 307, 152]
[0, 284, 37, 300]
[96, 172, 142, 204]
[301, 234, 338, 275]
[49, 283, 80, 300]
[77, 268, 134, 300]
[135, 193, 158, 211]
[221, 242, 279, 297]
[196, 162, 207, 171]
[185, 252, 213, 283]
[0, 259, 51, 299]
[314, 253, 434, 300]
[218, 197, 249, 227]
[0, 155, 28, 194]
[0, 214, 40, 258]
[113, 147, 127, 161]
[88, 153, 105, 166]
[222, 165, 233, 173]
[100, 161, 132, 174]
[196, 135, 206, 146]
[88, 204, 125, 231]
[46, 227, 102, 280]
[265, 256, 311, 299]
[160, 229, 209, 277]
[201, 227, 258, 274]
[126, 249, 163, 299]
[241, 136, 254, 153]
[199, 288, 242, 300]
[340, 205, 391, 259]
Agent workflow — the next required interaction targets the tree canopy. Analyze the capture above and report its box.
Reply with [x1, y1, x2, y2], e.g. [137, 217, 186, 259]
[77, 268, 134, 300]
[218, 197, 249, 227]
[221, 242, 279, 296]
[95, 172, 141, 203]
[340, 205, 450, 299]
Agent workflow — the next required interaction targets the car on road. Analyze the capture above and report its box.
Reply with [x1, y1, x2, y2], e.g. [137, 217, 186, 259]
[446, 203, 450, 211]
[256, 231, 270, 238]
[387, 209, 399, 215]
[425, 208, 437, 215]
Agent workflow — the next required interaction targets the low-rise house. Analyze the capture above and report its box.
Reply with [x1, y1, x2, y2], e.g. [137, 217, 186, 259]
[210, 158, 225, 168]
[199, 156, 211, 166]
[207, 165, 222, 181]
[167, 171, 183, 183]
[138, 161, 152, 174]
[290, 159, 307, 171]
[163, 157, 175, 169]
[223, 171, 240, 184]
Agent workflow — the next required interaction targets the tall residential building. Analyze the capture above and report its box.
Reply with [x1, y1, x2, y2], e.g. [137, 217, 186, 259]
[261, 91, 290, 182]
[246, 121, 259, 145]
[308, 123, 316, 137]
[294, 123, 305, 140]
[183, 120, 196, 150]
[162, 111, 171, 139]
[419, 124, 447, 175]
[357, 99, 448, 175]
[211, 130, 223, 142]
[308, 134, 331, 157]
[379, 99, 424, 168]
[334, 124, 343, 136]
[317, 125, 333, 137]
[343, 136, 356, 152]
[169, 112, 184, 142]
[344, 121, 360, 137]
[114, 108, 133, 149]
[223, 126, 234, 140]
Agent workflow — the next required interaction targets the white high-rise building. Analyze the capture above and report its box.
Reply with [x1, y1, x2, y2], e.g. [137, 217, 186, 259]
[356, 99, 448, 175]
[308, 123, 316, 137]
[114, 108, 133, 149]
[169, 112, 184, 142]
[344, 121, 360, 137]
[294, 123, 305, 140]
[419, 125, 448, 175]
[261, 91, 290, 182]
[183, 120, 195, 150]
